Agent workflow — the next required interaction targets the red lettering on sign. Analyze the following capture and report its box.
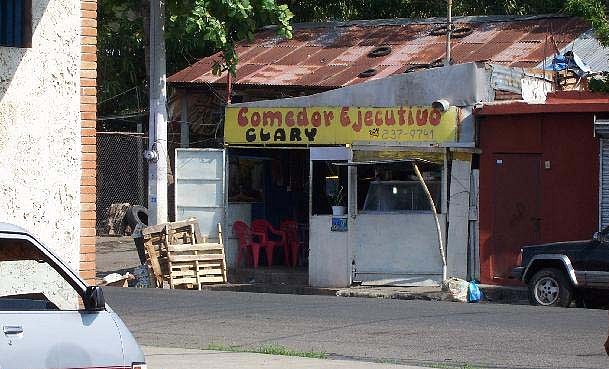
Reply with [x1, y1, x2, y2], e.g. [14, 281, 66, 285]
[352, 109, 362, 132]
[375, 111, 383, 126]
[416, 109, 428, 126]
[323, 111, 334, 126]
[311, 111, 322, 127]
[364, 111, 373, 126]
[263, 111, 282, 127]
[251, 112, 261, 127]
[408, 110, 415, 125]
[429, 109, 441, 126]
[340, 107, 351, 127]
[285, 111, 295, 127]
[297, 108, 309, 127]
[238, 108, 249, 127]
[385, 110, 396, 126]
[398, 107, 406, 125]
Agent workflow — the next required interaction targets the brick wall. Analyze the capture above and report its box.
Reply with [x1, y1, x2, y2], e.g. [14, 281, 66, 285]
[80, 0, 97, 284]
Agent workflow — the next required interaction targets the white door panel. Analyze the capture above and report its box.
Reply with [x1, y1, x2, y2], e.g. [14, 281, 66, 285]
[0, 311, 124, 369]
[175, 149, 226, 240]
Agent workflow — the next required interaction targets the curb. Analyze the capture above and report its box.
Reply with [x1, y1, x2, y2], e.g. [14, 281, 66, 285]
[479, 284, 529, 304]
[198, 283, 339, 296]
[160, 283, 529, 305]
[336, 289, 446, 301]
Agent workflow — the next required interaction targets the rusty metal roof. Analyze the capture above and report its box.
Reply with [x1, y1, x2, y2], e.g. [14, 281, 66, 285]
[168, 15, 592, 88]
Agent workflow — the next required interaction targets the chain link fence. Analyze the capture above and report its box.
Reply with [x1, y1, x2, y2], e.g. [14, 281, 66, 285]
[96, 132, 148, 235]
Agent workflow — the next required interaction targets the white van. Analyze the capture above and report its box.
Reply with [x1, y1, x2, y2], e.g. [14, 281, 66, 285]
[0, 223, 145, 369]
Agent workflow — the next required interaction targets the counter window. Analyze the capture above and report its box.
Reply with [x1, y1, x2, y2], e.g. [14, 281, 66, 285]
[357, 162, 442, 213]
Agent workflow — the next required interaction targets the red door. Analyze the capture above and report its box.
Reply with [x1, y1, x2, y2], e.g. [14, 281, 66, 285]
[491, 154, 541, 282]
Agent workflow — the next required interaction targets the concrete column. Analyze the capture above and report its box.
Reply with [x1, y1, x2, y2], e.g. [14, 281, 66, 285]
[446, 154, 472, 279]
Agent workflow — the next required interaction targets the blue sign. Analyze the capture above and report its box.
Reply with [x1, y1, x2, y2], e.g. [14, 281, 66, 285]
[331, 217, 348, 232]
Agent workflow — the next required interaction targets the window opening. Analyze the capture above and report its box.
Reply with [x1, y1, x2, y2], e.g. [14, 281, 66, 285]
[0, 238, 84, 311]
[355, 161, 442, 213]
[0, 0, 32, 48]
[312, 161, 348, 215]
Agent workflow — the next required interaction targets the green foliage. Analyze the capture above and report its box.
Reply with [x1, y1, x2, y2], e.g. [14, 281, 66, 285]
[98, 0, 293, 117]
[98, 0, 148, 116]
[98, 0, 609, 118]
[565, 0, 609, 45]
[206, 343, 327, 359]
[564, 0, 609, 92]
[174, 0, 293, 75]
[279, 0, 568, 22]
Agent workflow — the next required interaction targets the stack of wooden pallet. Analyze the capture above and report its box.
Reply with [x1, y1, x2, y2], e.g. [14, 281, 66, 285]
[142, 218, 227, 289]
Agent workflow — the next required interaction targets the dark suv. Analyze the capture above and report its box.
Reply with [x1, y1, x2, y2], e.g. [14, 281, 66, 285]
[511, 230, 609, 307]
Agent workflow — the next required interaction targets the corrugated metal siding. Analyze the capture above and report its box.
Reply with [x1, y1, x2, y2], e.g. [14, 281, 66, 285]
[536, 30, 609, 72]
[600, 139, 609, 229]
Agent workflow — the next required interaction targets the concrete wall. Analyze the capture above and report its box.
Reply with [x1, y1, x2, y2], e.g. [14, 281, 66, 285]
[446, 157, 472, 279]
[352, 213, 446, 284]
[0, 0, 82, 270]
[226, 203, 252, 269]
[309, 215, 350, 288]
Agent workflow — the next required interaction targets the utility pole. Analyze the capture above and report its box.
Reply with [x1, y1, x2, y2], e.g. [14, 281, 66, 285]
[445, 0, 452, 66]
[146, 0, 168, 225]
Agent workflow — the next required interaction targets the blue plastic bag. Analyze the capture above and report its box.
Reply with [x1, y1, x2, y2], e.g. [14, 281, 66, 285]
[468, 280, 482, 303]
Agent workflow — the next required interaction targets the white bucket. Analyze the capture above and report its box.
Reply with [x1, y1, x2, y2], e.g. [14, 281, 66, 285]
[331, 206, 346, 216]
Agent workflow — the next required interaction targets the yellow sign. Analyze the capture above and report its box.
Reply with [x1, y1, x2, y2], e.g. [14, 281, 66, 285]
[224, 106, 458, 145]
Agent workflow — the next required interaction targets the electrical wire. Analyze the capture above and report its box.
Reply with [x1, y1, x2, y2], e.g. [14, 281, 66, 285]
[98, 86, 141, 105]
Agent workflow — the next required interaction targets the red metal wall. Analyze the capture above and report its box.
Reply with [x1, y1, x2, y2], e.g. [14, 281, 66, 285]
[478, 113, 599, 284]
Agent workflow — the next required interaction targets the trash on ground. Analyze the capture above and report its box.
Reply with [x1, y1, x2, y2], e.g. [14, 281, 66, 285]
[133, 265, 152, 288]
[105, 203, 131, 236]
[468, 280, 483, 303]
[100, 272, 135, 287]
[441, 277, 469, 302]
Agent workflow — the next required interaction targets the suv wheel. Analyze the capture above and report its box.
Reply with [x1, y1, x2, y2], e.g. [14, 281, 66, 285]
[528, 268, 573, 307]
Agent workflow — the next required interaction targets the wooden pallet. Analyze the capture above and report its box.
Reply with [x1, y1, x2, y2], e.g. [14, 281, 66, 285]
[142, 218, 227, 289]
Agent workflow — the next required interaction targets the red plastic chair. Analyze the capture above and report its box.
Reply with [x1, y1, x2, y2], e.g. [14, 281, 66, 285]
[233, 221, 263, 268]
[280, 220, 302, 268]
[251, 219, 288, 267]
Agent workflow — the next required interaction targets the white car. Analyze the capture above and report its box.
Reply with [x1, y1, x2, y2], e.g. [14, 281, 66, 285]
[0, 223, 145, 369]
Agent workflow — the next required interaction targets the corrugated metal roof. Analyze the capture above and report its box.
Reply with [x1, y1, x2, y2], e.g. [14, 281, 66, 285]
[536, 30, 609, 72]
[168, 15, 598, 88]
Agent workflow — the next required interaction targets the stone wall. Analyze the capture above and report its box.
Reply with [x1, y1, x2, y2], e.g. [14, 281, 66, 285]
[0, 0, 88, 277]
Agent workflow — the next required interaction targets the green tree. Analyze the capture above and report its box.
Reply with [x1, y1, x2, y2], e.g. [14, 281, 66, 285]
[565, 0, 609, 45]
[564, 0, 609, 92]
[279, 0, 569, 22]
[98, 0, 609, 119]
[98, 0, 293, 118]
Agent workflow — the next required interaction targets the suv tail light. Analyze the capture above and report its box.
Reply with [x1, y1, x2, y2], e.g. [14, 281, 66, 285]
[516, 249, 523, 266]
[132, 363, 147, 369]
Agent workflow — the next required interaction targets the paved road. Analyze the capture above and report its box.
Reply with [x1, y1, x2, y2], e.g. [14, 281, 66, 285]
[105, 287, 609, 369]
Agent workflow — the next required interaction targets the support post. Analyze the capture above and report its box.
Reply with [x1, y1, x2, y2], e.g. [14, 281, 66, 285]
[180, 90, 189, 148]
[147, 0, 168, 225]
[414, 163, 447, 281]
[445, 0, 452, 66]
